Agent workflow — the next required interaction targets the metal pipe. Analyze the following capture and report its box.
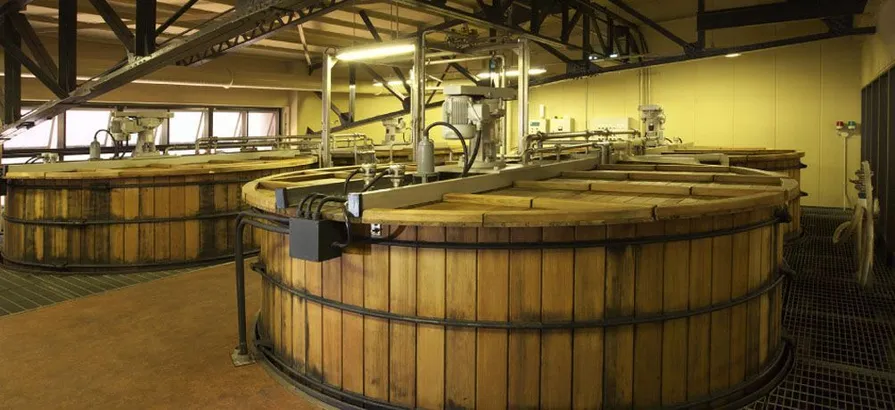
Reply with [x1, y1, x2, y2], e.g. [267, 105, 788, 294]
[411, 34, 426, 151]
[521, 130, 642, 164]
[321, 51, 336, 167]
[233, 211, 289, 358]
[426, 55, 493, 66]
[517, 39, 530, 155]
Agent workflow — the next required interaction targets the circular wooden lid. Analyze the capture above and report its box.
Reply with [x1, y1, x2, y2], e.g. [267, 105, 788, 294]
[244, 163, 799, 228]
[4, 152, 318, 180]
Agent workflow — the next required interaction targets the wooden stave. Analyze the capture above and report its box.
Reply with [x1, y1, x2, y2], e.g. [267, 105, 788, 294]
[256, 207, 786, 409]
[2, 164, 314, 272]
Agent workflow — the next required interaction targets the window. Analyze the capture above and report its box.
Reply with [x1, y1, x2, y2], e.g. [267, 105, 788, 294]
[169, 110, 206, 144]
[248, 111, 278, 137]
[212, 110, 244, 137]
[66, 109, 112, 147]
[4, 109, 58, 149]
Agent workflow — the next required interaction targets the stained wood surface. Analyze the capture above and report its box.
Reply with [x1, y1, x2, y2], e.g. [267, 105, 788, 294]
[3, 157, 316, 271]
[257, 207, 785, 409]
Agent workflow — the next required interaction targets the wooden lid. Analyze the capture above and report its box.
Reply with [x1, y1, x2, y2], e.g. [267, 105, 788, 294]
[4, 153, 318, 180]
[662, 147, 805, 162]
[243, 163, 799, 228]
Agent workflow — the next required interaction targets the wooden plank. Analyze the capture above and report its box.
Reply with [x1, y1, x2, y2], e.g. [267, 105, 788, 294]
[322, 254, 343, 387]
[710, 215, 734, 393]
[291, 252, 308, 375]
[306, 259, 324, 381]
[154, 177, 171, 263]
[270, 230, 282, 363]
[390, 227, 417, 406]
[633, 221, 665, 408]
[508, 227, 542, 408]
[109, 181, 126, 265]
[745, 211, 763, 375]
[444, 227, 477, 409]
[561, 170, 630, 180]
[416, 227, 446, 409]
[655, 192, 784, 219]
[340, 243, 364, 394]
[32, 187, 46, 263]
[588, 180, 693, 196]
[573, 225, 606, 409]
[362, 209, 484, 226]
[123, 181, 140, 264]
[690, 185, 783, 198]
[597, 164, 657, 171]
[729, 211, 752, 386]
[662, 219, 690, 406]
[713, 174, 782, 186]
[52, 181, 67, 263]
[514, 179, 593, 191]
[183, 175, 201, 260]
[628, 171, 715, 183]
[476, 227, 509, 409]
[443, 193, 533, 208]
[759, 222, 771, 365]
[655, 164, 730, 173]
[138, 180, 155, 263]
[364, 226, 390, 401]
[168, 176, 186, 262]
[687, 217, 713, 400]
[541, 226, 575, 409]
[214, 175, 229, 253]
[66, 183, 82, 264]
[603, 223, 636, 408]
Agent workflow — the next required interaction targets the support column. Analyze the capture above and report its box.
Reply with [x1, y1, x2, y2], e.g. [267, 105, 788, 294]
[59, 0, 78, 93]
[4, 15, 22, 125]
[320, 51, 335, 168]
[136, 0, 157, 56]
[411, 35, 426, 149]
[517, 39, 530, 154]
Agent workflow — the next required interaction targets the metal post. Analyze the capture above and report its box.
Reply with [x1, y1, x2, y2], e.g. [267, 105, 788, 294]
[321, 51, 335, 168]
[517, 39, 530, 155]
[3, 15, 21, 125]
[136, 0, 157, 56]
[411, 34, 426, 150]
[59, 0, 78, 93]
[348, 65, 356, 123]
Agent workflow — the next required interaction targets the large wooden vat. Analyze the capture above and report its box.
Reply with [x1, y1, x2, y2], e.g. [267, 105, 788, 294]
[242, 162, 796, 409]
[331, 145, 460, 166]
[648, 147, 805, 240]
[2, 152, 316, 272]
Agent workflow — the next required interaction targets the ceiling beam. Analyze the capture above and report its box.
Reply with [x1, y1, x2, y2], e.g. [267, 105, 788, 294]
[697, 0, 869, 31]
[86, 0, 135, 53]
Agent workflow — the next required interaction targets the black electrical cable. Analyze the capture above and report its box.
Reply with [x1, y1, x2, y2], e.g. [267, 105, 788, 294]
[333, 204, 353, 249]
[424, 121, 471, 176]
[343, 167, 362, 196]
[312, 196, 346, 220]
[297, 193, 327, 218]
[463, 136, 481, 176]
[361, 170, 389, 192]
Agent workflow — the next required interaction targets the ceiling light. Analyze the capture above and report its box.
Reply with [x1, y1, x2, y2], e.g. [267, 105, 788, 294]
[476, 68, 547, 79]
[725, 53, 741, 58]
[336, 42, 415, 62]
[373, 80, 409, 87]
[609, 53, 620, 58]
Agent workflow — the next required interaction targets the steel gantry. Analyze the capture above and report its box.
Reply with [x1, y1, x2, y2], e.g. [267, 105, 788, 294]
[0, 0, 878, 142]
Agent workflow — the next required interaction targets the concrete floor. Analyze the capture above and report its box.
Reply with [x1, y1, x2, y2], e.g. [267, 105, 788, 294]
[0, 262, 319, 409]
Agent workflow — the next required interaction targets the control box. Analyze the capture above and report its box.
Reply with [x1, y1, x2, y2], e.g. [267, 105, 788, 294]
[289, 218, 344, 262]
[549, 117, 574, 133]
[589, 117, 638, 132]
[528, 118, 549, 134]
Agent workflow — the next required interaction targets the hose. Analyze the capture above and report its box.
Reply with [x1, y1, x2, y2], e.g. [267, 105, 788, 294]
[361, 170, 389, 192]
[312, 196, 347, 220]
[343, 168, 362, 197]
[463, 136, 481, 176]
[424, 121, 471, 176]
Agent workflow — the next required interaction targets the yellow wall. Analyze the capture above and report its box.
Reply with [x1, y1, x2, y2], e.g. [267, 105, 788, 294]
[529, 37, 865, 207]
[862, 33, 895, 85]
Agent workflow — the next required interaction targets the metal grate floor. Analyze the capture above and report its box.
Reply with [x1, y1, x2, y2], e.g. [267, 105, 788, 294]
[0, 265, 198, 316]
[748, 207, 895, 409]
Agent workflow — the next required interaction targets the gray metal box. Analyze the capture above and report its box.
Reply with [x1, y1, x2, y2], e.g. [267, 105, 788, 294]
[289, 218, 343, 262]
